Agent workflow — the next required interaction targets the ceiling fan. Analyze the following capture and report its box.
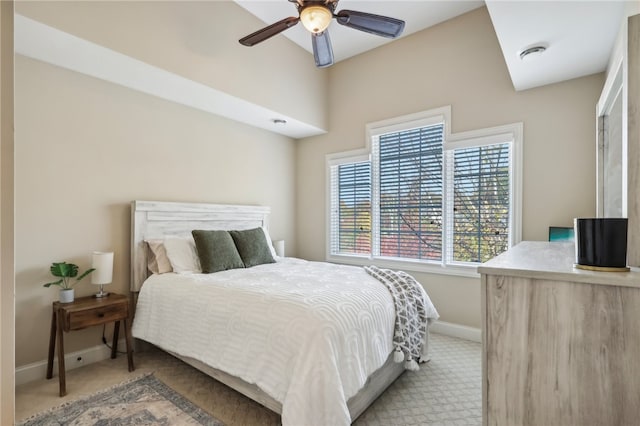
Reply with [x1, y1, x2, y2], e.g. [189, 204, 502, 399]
[239, 0, 405, 68]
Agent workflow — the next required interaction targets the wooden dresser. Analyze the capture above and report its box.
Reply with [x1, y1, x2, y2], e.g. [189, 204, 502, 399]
[478, 241, 640, 426]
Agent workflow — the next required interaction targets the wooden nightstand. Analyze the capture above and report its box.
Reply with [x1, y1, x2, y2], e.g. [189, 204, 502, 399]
[46, 293, 135, 396]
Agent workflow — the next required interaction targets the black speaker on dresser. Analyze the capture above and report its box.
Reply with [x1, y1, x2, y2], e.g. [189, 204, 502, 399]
[574, 218, 629, 271]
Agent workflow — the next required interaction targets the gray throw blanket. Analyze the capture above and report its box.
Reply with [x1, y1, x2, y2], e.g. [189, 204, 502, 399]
[364, 265, 439, 370]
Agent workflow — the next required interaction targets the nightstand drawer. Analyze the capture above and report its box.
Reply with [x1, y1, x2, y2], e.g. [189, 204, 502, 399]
[67, 303, 128, 330]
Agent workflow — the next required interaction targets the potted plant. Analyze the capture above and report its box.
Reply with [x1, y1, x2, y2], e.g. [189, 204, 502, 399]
[43, 262, 95, 303]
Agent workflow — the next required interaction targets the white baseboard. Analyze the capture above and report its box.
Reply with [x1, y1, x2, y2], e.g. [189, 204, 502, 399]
[16, 339, 126, 386]
[430, 320, 482, 343]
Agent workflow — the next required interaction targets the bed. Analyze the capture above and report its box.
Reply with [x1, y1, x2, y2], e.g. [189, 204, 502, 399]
[130, 200, 438, 425]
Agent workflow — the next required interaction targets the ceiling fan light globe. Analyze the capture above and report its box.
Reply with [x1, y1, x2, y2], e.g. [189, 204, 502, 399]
[300, 5, 332, 34]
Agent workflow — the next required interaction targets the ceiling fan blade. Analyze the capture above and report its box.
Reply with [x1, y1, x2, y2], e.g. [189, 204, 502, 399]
[336, 10, 405, 39]
[312, 31, 334, 68]
[239, 16, 300, 46]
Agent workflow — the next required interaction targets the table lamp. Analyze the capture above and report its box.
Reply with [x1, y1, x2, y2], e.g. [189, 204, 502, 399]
[92, 251, 113, 298]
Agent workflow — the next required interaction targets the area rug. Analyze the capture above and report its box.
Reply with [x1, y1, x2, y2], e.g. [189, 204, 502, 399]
[17, 373, 225, 426]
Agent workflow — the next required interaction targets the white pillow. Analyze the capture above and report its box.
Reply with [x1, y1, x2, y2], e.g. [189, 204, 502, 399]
[163, 236, 202, 273]
[261, 227, 278, 258]
[145, 239, 173, 274]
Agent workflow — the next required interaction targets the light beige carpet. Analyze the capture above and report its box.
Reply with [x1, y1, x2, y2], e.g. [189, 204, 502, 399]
[16, 332, 481, 426]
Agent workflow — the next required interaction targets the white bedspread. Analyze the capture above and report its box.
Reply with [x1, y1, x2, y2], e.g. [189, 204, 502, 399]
[132, 258, 434, 425]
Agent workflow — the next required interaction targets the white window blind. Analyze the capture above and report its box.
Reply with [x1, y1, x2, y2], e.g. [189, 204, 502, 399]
[446, 143, 511, 263]
[330, 161, 371, 255]
[374, 124, 444, 261]
[326, 107, 522, 275]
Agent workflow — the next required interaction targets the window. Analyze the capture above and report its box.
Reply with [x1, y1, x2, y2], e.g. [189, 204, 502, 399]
[447, 142, 511, 263]
[327, 107, 522, 276]
[331, 161, 371, 255]
[375, 124, 444, 261]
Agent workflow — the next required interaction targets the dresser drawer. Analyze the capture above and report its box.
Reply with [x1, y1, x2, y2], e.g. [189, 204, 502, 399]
[66, 302, 128, 330]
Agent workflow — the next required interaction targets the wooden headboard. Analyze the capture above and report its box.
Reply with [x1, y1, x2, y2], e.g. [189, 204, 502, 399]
[130, 200, 270, 292]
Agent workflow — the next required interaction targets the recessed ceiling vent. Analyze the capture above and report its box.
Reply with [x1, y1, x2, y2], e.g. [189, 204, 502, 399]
[518, 45, 547, 61]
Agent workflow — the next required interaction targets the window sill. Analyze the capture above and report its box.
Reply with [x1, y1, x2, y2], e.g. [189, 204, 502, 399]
[326, 254, 481, 278]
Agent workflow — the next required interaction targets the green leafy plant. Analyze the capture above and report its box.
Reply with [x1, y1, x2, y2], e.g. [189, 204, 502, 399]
[43, 262, 95, 289]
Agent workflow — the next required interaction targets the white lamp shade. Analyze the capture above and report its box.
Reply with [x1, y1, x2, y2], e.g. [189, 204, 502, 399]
[92, 251, 114, 285]
[273, 240, 285, 258]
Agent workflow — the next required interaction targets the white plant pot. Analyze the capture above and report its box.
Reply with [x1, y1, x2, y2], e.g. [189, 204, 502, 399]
[59, 288, 74, 303]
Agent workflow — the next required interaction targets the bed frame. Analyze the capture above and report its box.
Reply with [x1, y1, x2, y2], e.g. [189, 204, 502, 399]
[130, 200, 405, 421]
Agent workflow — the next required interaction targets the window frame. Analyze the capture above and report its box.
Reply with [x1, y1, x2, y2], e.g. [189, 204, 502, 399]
[326, 106, 522, 278]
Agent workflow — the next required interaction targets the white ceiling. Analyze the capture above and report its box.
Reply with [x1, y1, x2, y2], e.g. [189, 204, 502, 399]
[486, 0, 628, 91]
[14, 15, 326, 139]
[235, 0, 633, 91]
[15, 1, 636, 141]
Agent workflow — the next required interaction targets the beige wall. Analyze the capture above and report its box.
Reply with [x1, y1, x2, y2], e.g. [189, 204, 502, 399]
[295, 7, 605, 328]
[16, 1, 328, 131]
[1, 1, 15, 422]
[14, 55, 297, 366]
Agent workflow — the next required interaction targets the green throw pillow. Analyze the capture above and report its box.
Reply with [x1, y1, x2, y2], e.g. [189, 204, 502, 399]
[191, 230, 245, 273]
[229, 228, 276, 268]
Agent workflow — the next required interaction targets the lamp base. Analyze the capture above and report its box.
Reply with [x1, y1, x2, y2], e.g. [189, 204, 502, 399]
[94, 284, 110, 298]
